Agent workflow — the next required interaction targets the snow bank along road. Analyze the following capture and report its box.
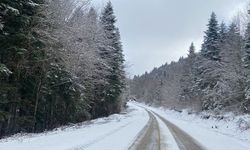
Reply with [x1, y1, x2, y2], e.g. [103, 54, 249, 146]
[0, 103, 148, 150]
[0, 102, 249, 150]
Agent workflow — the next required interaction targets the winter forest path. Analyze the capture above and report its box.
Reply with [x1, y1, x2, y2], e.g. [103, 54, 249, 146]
[131, 104, 207, 150]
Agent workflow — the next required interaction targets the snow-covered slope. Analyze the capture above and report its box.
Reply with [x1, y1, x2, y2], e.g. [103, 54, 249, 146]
[0, 103, 149, 150]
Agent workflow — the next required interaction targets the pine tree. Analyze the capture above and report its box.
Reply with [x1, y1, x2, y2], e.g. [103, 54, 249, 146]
[244, 21, 250, 69]
[188, 42, 196, 58]
[196, 13, 225, 111]
[201, 12, 220, 61]
[129, 12, 248, 114]
[99, 2, 125, 115]
[180, 43, 196, 105]
[221, 22, 245, 111]
[219, 22, 227, 44]
[243, 9, 250, 112]
[0, 0, 126, 137]
[0, 0, 43, 135]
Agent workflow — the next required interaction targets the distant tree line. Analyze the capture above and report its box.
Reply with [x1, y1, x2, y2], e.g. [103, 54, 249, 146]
[0, 0, 125, 137]
[131, 11, 250, 114]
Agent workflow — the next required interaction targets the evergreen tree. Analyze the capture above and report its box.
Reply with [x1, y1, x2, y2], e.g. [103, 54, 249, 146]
[220, 22, 245, 111]
[243, 11, 250, 112]
[130, 12, 248, 114]
[195, 13, 226, 111]
[219, 22, 227, 44]
[188, 42, 196, 58]
[0, 0, 44, 135]
[0, 0, 125, 138]
[244, 21, 250, 68]
[201, 12, 220, 61]
[180, 43, 196, 105]
[99, 2, 125, 115]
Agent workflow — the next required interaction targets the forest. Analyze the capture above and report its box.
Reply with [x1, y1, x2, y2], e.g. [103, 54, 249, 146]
[130, 12, 250, 114]
[0, 0, 125, 137]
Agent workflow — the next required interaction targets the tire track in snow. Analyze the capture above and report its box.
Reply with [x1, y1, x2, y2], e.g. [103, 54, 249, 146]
[151, 111, 207, 150]
[128, 110, 161, 150]
[133, 103, 207, 150]
[67, 121, 134, 150]
[156, 113, 206, 150]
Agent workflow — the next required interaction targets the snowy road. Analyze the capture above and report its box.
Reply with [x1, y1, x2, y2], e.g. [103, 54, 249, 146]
[0, 102, 249, 150]
[129, 110, 162, 150]
[140, 103, 250, 150]
[130, 105, 205, 150]
[154, 113, 206, 150]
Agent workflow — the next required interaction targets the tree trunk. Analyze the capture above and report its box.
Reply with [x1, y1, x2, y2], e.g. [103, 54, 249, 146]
[33, 79, 42, 132]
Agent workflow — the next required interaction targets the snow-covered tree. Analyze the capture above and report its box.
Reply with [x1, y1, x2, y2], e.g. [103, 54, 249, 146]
[201, 12, 220, 61]
[130, 12, 247, 113]
[99, 2, 125, 115]
[243, 11, 250, 112]
[188, 42, 196, 58]
[220, 22, 246, 111]
[179, 43, 197, 107]
[0, 0, 125, 137]
[195, 13, 227, 111]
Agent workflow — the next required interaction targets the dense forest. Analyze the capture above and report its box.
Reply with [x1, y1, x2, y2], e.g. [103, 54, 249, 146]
[0, 0, 125, 137]
[130, 12, 250, 114]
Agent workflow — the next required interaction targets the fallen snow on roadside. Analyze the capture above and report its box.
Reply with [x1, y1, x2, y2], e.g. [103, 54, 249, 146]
[136, 102, 250, 150]
[0, 103, 149, 150]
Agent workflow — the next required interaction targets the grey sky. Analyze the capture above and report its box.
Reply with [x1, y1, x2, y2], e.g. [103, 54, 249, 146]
[93, 0, 248, 76]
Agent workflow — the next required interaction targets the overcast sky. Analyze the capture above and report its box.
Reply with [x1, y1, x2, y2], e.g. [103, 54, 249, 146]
[93, 0, 248, 76]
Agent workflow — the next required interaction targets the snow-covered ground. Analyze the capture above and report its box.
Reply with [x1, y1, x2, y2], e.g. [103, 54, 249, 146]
[1, 102, 250, 150]
[0, 103, 149, 150]
[137, 102, 250, 150]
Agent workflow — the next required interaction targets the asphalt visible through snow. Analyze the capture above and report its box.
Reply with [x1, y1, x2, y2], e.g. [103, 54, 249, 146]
[130, 105, 206, 150]
[128, 110, 161, 150]
[155, 113, 207, 150]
